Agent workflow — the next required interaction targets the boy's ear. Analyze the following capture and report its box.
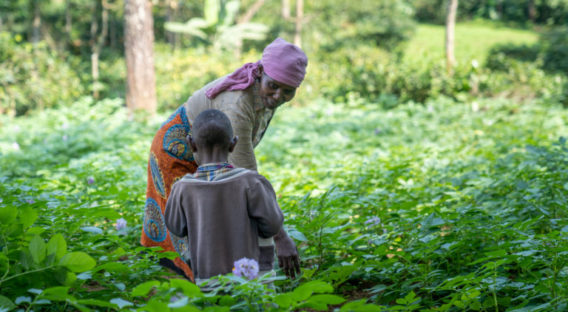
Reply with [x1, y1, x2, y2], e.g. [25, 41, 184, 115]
[228, 136, 238, 153]
[187, 135, 198, 153]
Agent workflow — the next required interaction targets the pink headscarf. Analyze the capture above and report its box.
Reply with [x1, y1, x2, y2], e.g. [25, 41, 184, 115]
[205, 38, 308, 99]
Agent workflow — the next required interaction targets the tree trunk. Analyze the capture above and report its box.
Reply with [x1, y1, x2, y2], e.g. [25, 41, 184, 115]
[165, 0, 178, 48]
[65, 0, 72, 45]
[528, 0, 536, 23]
[31, 0, 41, 44]
[91, 0, 109, 99]
[282, 0, 290, 20]
[294, 0, 303, 48]
[445, 0, 458, 76]
[124, 0, 157, 115]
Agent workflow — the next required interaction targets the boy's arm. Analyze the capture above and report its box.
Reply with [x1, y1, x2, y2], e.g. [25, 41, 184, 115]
[248, 175, 300, 278]
[164, 182, 188, 237]
[247, 176, 284, 237]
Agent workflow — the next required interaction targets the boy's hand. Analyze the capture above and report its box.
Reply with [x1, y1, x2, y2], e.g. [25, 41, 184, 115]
[275, 229, 301, 279]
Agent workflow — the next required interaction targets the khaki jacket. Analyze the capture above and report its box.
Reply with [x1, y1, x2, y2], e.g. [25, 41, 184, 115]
[183, 78, 273, 171]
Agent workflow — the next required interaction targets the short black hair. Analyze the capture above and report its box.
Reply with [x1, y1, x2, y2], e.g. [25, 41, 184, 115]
[192, 109, 233, 149]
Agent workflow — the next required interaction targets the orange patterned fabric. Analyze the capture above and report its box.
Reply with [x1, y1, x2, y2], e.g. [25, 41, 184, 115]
[141, 106, 197, 281]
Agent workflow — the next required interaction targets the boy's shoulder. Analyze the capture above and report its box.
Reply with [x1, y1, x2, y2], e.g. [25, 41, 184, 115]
[177, 168, 268, 184]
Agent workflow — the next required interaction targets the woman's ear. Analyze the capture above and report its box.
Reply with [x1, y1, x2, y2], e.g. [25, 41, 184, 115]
[256, 64, 263, 78]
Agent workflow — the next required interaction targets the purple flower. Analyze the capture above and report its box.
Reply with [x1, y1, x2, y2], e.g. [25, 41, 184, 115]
[62, 135, 68, 142]
[0, 198, 3, 203]
[365, 216, 381, 227]
[26, 199, 35, 204]
[232, 258, 259, 280]
[87, 177, 95, 185]
[116, 218, 127, 231]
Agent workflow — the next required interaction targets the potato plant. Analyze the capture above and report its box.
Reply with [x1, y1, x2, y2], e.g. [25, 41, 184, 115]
[0, 95, 567, 311]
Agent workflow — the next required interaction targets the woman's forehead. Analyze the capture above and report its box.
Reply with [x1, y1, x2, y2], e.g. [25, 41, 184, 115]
[263, 72, 296, 90]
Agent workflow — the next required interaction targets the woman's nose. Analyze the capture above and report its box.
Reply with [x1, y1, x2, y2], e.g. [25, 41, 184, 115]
[272, 89, 281, 100]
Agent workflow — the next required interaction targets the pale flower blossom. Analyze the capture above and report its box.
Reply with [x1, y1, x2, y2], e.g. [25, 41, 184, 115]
[12, 142, 20, 150]
[232, 258, 259, 280]
[365, 216, 381, 226]
[116, 218, 127, 231]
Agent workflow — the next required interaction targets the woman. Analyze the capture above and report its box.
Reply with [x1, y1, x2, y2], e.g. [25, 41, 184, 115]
[141, 37, 307, 281]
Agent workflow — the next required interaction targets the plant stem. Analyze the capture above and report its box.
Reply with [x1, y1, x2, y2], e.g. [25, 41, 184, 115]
[0, 265, 55, 285]
[493, 268, 499, 312]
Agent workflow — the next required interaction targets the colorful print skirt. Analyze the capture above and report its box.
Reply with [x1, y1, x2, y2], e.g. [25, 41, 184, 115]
[141, 105, 197, 281]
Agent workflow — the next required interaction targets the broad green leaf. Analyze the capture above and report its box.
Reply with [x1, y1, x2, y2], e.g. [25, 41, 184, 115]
[15, 296, 32, 304]
[340, 299, 382, 311]
[131, 280, 160, 297]
[141, 299, 169, 312]
[29, 235, 46, 264]
[47, 234, 67, 260]
[109, 298, 133, 309]
[0, 207, 17, 224]
[19, 206, 38, 228]
[288, 228, 308, 242]
[81, 226, 103, 234]
[63, 272, 77, 286]
[274, 293, 293, 308]
[204, 0, 219, 25]
[170, 278, 203, 297]
[168, 296, 189, 308]
[292, 280, 333, 301]
[59, 252, 96, 272]
[77, 299, 118, 308]
[302, 294, 346, 310]
[28, 288, 43, 295]
[0, 295, 16, 310]
[40, 286, 72, 301]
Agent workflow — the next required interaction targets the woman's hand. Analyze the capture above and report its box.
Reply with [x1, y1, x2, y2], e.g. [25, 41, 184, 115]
[274, 228, 301, 279]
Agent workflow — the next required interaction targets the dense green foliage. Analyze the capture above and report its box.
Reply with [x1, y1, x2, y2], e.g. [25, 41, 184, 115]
[412, 0, 568, 26]
[1, 0, 568, 310]
[1, 95, 568, 310]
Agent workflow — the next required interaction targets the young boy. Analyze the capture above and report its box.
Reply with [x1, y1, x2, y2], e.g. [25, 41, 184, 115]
[164, 109, 284, 280]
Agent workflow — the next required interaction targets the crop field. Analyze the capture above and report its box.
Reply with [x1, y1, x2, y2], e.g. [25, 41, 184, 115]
[1, 93, 567, 310]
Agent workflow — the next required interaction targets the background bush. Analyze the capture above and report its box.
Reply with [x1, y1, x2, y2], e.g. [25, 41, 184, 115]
[0, 32, 85, 116]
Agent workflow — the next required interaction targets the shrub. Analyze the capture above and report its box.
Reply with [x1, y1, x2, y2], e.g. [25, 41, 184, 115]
[0, 32, 85, 116]
[485, 43, 541, 71]
[540, 27, 568, 75]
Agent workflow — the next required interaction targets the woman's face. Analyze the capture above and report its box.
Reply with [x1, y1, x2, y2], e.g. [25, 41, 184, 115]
[258, 71, 297, 109]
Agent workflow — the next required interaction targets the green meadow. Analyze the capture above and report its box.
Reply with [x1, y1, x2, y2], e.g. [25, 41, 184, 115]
[405, 22, 539, 63]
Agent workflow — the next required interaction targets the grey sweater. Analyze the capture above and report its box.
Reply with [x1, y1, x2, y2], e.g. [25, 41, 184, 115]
[164, 169, 283, 279]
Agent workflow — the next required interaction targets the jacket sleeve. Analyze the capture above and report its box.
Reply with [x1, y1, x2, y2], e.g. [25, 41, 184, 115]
[246, 175, 284, 238]
[223, 95, 258, 171]
[164, 182, 188, 237]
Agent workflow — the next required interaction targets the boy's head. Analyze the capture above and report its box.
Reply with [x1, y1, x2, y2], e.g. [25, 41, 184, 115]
[188, 109, 237, 158]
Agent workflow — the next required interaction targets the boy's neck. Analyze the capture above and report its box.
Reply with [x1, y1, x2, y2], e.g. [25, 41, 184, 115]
[196, 146, 229, 165]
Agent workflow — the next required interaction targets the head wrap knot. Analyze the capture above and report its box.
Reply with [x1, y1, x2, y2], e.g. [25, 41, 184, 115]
[206, 38, 308, 99]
